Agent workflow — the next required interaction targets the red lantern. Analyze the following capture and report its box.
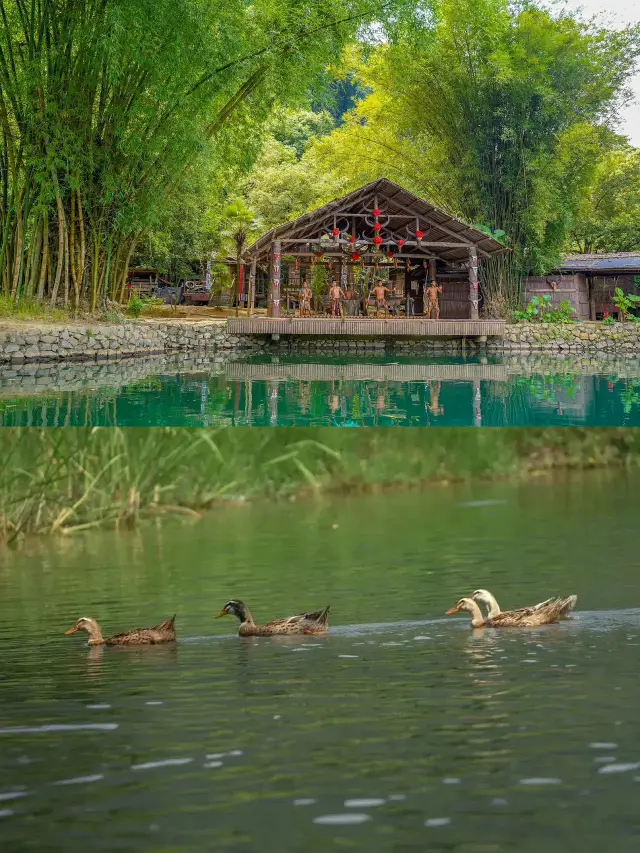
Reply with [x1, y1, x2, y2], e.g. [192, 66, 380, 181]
[316, 251, 323, 259]
[387, 251, 394, 260]
[374, 235, 383, 246]
[372, 208, 381, 217]
[332, 228, 340, 238]
[374, 223, 382, 232]
[351, 252, 360, 262]
[349, 235, 356, 244]
[416, 230, 424, 240]
[398, 239, 405, 248]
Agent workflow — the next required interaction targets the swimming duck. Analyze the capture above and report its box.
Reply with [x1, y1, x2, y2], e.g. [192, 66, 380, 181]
[64, 615, 177, 646]
[471, 588, 577, 621]
[216, 600, 330, 637]
[445, 596, 577, 628]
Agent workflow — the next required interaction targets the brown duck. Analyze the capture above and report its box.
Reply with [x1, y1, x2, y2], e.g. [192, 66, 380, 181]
[216, 600, 330, 637]
[445, 596, 577, 628]
[64, 615, 177, 646]
[471, 588, 577, 621]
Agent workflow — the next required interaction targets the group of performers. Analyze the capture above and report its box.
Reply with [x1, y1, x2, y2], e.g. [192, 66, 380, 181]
[297, 277, 443, 318]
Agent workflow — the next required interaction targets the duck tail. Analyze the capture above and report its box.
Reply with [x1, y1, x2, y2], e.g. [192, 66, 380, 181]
[302, 605, 330, 625]
[559, 595, 577, 616]
[154, 614, 176, 631]
[316, 604, 330, 625]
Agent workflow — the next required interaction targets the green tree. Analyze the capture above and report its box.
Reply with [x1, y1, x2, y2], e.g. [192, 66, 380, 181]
[219, 201, 260, 315]
[569, 145, 640, 253]
[303, 2, 640, 313]
[0, 0, 401, 310]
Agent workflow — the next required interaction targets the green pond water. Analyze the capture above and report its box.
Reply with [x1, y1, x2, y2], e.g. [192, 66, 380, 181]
[1, 473, 640, 851]
[2, 353, 640, 426]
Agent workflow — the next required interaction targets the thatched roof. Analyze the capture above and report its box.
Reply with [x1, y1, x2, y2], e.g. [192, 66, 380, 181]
[245, 178, 506, 264]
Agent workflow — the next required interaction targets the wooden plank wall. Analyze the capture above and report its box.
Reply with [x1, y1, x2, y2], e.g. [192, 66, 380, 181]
[227, 317, 506, 337]
[522, 273, 589, 319]
[438, 278, 470, 319]
[591, 275, 637, 317]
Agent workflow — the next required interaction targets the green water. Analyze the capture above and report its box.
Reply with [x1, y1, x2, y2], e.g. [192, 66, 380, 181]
[2, 354, 640, 426]
[1, 473, 640, 851]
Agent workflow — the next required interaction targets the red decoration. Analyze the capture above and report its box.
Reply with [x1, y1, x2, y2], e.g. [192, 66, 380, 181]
[316, 251, 323, 259]
[387, 252, 394, 260]
[374, 235, 383, 246]
[351, 252, 360, 262]
[332, 228, 340, 238]
[349, 235, 356, 244]
[398, 239, 405, 247]
[373, 223, 382, 232]
[416, 230, 424, 240]
[372, 208, 381, 217]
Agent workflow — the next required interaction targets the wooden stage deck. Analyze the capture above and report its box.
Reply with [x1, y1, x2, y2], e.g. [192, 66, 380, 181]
[227, 317, 506, 338]
[226, 362, 507, 383]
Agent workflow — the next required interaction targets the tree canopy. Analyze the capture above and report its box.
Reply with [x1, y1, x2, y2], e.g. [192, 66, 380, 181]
[1, 0, 639, 312]
[0, 0, 402, 307]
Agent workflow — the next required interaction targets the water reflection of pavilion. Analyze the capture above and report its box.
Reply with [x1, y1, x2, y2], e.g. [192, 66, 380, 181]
[226, 362, 507, 383]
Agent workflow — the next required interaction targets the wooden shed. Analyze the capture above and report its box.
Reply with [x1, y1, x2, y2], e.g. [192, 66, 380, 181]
[523, 253, 640, 320]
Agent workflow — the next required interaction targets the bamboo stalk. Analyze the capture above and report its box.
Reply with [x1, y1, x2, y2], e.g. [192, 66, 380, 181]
[37, 213, 49, 301]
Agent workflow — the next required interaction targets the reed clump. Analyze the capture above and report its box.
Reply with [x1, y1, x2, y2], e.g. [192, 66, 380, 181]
[1, 428, 639, 546]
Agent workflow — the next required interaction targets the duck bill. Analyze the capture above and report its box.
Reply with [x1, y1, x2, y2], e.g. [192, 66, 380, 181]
[445, 606, 459, 616]
[64, 625, 79, 635]
[215, 610, 228, 619]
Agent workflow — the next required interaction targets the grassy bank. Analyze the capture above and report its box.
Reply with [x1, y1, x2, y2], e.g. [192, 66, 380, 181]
[1, 428, 639, 546]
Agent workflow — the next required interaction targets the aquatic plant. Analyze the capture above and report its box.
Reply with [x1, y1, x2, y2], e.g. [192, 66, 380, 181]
[2, 428, 640, 547]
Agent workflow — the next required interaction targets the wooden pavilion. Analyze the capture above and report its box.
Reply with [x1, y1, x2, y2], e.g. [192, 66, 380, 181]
[239, 179, 506, 335]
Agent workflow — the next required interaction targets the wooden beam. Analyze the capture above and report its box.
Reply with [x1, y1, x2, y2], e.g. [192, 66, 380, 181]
[376, 194, 492, 258]
[275, 238, 479, 250]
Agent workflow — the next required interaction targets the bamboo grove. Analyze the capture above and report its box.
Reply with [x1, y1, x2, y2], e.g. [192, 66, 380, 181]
[0, 0, 394, 309]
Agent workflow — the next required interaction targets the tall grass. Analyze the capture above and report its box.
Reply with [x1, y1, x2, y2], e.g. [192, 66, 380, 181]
[1, 428, 639, 545]
[0, 296, 74, 322]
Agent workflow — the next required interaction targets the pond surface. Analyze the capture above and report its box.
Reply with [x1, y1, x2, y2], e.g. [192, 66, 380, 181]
[1, 473, 640, 851]
[2, 353, 640, 427]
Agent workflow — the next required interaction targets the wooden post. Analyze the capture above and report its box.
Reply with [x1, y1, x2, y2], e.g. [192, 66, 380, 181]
[469, 246, 479, 320]
[269, 240, 281, 317]
[405, 267, 411, 316]
[428, 258, 437, 282]
[248, 257, 256, 316]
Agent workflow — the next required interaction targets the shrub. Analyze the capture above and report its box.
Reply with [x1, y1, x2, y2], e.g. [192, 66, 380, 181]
[514, 294, 575, 323]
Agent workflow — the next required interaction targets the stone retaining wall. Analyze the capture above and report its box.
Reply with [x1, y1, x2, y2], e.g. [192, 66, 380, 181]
[270, 322, 640, 355]
[488, 322, 640, 354]
[0, 320, 266, 363]
[2, 319, 640, 362]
